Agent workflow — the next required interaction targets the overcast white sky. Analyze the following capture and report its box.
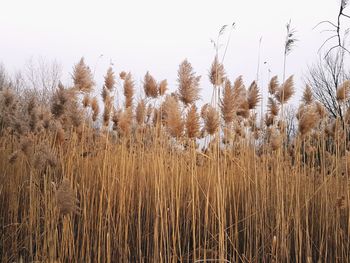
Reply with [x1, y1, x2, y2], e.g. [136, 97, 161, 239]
[0, 0, 349, 105]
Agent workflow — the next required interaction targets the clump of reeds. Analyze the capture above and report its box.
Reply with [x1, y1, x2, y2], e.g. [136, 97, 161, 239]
[2, 58, 350, 263]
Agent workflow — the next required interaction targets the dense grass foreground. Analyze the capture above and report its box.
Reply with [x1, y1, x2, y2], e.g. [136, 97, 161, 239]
[0, 58, 350, 262]
[1, 129, 350, 262]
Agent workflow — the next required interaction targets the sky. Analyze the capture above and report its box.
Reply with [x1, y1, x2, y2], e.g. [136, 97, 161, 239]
[0, 0, 349, 107]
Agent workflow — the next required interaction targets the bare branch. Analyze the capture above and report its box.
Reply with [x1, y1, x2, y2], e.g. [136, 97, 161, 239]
[313, 20, 338, 30]
[318, 35, 338, 53]
[317, 2, 350, 57]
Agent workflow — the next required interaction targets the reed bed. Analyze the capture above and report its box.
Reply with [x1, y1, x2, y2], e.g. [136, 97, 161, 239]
[0, 58, 350, 262]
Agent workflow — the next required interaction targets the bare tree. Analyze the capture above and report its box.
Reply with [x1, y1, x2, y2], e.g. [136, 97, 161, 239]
[316, 0, 350, 57]
[305, 49, 350, 119]
[24, 57, 62, 104]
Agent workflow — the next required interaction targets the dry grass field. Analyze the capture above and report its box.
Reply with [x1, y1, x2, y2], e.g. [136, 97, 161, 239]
[1, 58, 350, 262]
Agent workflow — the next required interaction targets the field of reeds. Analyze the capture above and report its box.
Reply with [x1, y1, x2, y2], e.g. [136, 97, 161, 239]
[1, 57, 350, 262]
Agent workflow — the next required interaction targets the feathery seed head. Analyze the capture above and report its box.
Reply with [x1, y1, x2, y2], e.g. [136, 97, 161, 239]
[124, 72, 134, 109]
[158, 79, 168, 96]
[298, 107, 319, 136]
[275, 75, 294, 104]
[104, 67, 116, 91]
[247, 81, 260, 109]
[268, 76, 279, 95]
[302, 85, 313, 105]
[220, 79, 235, 124]
[136, 100, 146, 125]
[72, 57, 94, 93]
[204, 106, 219, 135]
[177, 59, 201, 106]
[144, 72, 158, 98]
[82, 94, 90, 108]
[336, 80, 350, 102]
[91, 97, 99, 122]
[209, 56, 226, 86]
[186, 104, 200, 139]
[119, 71, 127, 80]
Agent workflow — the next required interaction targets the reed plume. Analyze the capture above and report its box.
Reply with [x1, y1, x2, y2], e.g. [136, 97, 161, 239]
[104, 67, 116, 91]
[82, 94, 90, 108]
[247, 81, 260, 109]
[236, 100, 250, 119]
[144, 72, 158, 98]
[103, 94, 112, 127]
[220, 79, 235, 124]
[204, 105, 219, 135]
[275, 75, 294, 104]
[270, 129, 281, 151]
[209, 55, 225, 86]
[265, 114, 274, 127]
[298, 107, 319, 136]
[112, 108, 121, 130]
[163, 95, 184, 138]
[124, 72, 134, 109]
[101, 87, 109, 103]
[27, 96, 38, 132]
[51, 83, 68, 119]
[91, 97, 99, 122]
[232, 76, 249, 118]
[66, 99, 83, 128]
[118, 108, 132, 137]
[268, 76, 279, 95]
[186, 104, 200, 139]
[146, 104, 153, 123]
[72, 57, 94, 93]
[201, 103, 210, 120]
[315, 101, 327, 120]
[136, 100, 146, 125]
[336, 80, 350, 102]
[158, 79, 168, 96]
[268, 97, 279, 117]
[119, 71, 127, 80]
[302, 85, 313, 105]
[177, 59, 201, 106]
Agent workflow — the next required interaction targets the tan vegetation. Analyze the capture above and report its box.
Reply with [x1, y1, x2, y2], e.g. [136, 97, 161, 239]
[1, 57, 350, 262]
